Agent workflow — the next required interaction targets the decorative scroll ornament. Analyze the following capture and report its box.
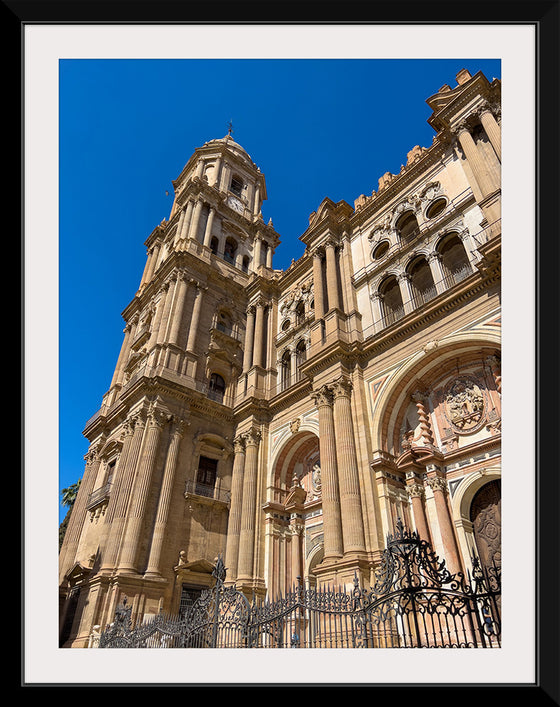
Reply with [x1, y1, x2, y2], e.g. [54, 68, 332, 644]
[443, 376, 486, 433]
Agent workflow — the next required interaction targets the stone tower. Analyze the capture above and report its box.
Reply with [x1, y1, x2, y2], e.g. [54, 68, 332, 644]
[58, 132, 280, 646]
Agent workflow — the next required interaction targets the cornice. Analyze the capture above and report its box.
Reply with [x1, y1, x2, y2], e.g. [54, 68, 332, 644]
[349, 137, 452, 227]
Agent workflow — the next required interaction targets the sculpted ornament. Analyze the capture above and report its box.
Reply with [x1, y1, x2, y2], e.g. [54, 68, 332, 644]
[443, 376, 485, 433]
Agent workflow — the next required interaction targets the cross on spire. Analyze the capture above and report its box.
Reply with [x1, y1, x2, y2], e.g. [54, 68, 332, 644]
[227, 120, 234, 136]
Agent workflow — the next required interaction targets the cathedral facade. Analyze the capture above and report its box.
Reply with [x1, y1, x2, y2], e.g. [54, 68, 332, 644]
[59, 68, 501, 648]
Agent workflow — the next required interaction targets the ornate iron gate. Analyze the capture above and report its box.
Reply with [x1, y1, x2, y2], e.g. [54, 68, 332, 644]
[99, 520, 501, 649]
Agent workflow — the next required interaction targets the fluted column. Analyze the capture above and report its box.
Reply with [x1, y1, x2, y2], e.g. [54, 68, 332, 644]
[157, 276, 177, 345]
[398, 273, 414, 314]
[110, 320, 135, 389]
[203, 206, 216, 248]
[237, 428, 261, 581]
[406, 481, 431, 542]
[59, 444, 102, 581]
[428, 252, 447, 293]
[144, 417, 186, 577]
[118, 406, 166, 573]
[101, 413, 146, 572]
[311, 385, 343, 560]
[168, 272, 189, 346]
[331, 377, 366, 554]
[252, 299, 266, 368]
[147, 287, 167, 351]
[224, 435, 246, 583]
[243, 305, 256, 372]
[188, 199, 203, 241]
[312, 249, 326, 319]
[455, 123, 497, 198]
[324, 239, 341, 312]
[178, 200, 194, 244]
[369, 291, 383, 332]
[253, 236, 263, 270]
[478, 106, 501, 161]
[427, 474, 461, 575]
[186, 283, 205, 353]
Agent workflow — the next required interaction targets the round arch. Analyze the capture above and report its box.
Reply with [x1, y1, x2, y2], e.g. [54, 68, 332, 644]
[371, 330, 501, 454]
[450, 467, 502, 573]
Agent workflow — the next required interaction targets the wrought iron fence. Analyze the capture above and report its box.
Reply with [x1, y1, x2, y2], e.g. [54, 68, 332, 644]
[99, 519, 500, 649]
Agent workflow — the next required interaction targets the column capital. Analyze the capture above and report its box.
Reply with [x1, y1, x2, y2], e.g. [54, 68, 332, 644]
[407, 482, 425, 499]
[331, 376, 352, 399]
[233, 435, 247, 454]
[311, 384, 334, 408]
[311, 246, 325, 260]
[244, 426, 262, 447]
[427, 475, 448, 495]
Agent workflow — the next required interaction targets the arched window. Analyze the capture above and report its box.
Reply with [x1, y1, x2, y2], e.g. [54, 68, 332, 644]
[295, 339, 307, 373]
[395, 211, 419, 244]
[407, 256, 437, 308]
[295, 300, 305, 325]
[224, 237, 238, 265]
[379, 275, 404, 326]
[208, 373, 226, 403]
[280, 349, 292, 391]
[437, 233, 472, 285]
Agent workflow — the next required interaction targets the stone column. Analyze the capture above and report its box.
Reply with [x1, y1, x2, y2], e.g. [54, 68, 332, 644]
[252, 299, 266, 368]
[213, 156, 222, 187]
[311, 385, 343, 560]
[369, 291, 384, 332]
[118, 407, 166, 573]
[59, 444, 102, 581]
[203, 206, 216, 248]
[168, 272, 189, 346]
[398, 273, 415, 314]
[406, 481, 431, 542]
[243, 305, 256, 372]
[324, 239, 341, 312]
[224, 435, 246, 583]
[312, 249, 326, 319]
[138, 248, 154, 290]
[110, 321, 134, 389]
[147, 287, 167, 351]
[253, 184, 260, 216]
[478, 105, 501, 161]
[253, 236, 263, 270]
[101, 413, 146, 572]
[144, 417, 186, 577]
[180, 201, 194, 242]
[427, 252, 446, 294]
[236, 428, 261, 581]
[188, 199, 203, 241]
[290, 524, 304, 585]
[266, 243, 273, 268]
[331, 377, 366, 554]
[455, 123, 496, 198]
[427, 474, 462, 575]
[157, 276, 177, 345]
[186, 283, 204, 353]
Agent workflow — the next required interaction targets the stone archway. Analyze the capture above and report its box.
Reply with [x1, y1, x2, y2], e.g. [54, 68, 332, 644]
[470, 479, 501, 570]
[265, 430, 322, 596]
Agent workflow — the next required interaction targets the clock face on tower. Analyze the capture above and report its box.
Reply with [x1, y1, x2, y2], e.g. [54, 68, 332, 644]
[227, 195, 244, 214]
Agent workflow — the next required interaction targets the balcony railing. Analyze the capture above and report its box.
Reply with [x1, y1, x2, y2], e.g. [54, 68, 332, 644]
[86, 483, 111, 511]
[184, 480, 230, 504]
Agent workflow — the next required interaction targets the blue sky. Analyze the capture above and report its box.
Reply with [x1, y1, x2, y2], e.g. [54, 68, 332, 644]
[58, 58, 501, 522]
